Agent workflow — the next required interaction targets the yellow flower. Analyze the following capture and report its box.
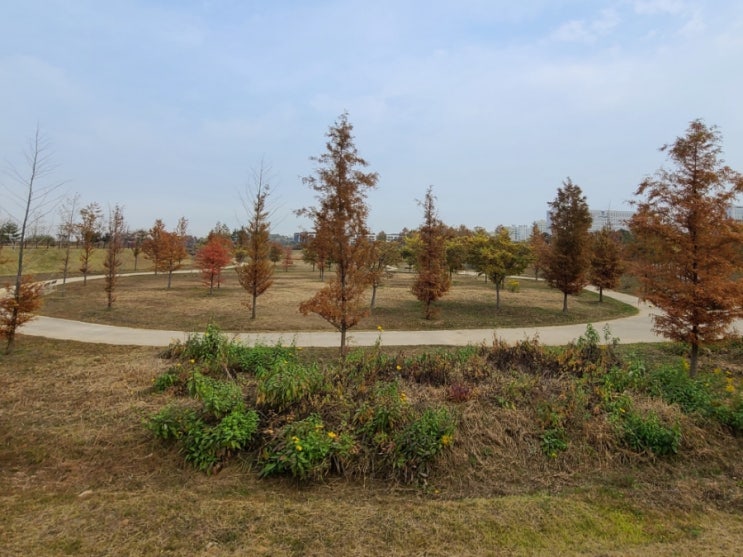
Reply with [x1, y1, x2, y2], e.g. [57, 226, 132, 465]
[396, 365, 402, 371]
[291, 436, 299, 443]
[725, 383, 736, 394]
[327, 432, 337, 439]
[189, 359, 195, 364]
[377, 325, 383, 332]
[400, 392, 408, 403]
[296, 445, 303, 451]
[315, 423, 324, 430]
[441, 434, 453, 447]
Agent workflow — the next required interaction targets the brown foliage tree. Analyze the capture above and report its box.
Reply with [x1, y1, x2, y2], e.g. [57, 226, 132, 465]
[589, 226, 624, 302]
[297, 112, 378, 353]
[282, 247, 294, 272]
[236, 170, 274, 319]
[543, 179, 592, 312]
[142, 219, 166, 274]
[195, 234, 233, 295]
[412, 186, 451, 319]
[1, 275, 44, 352]
[629, 119, 743, 376]
[103, 205, 126, 308]
[528, 222, 549, 280]
[161, 218, 189, 289]
[77, 202, 103, 286]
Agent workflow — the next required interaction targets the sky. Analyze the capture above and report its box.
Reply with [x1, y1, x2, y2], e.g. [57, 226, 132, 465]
[1, 0, 742, 238]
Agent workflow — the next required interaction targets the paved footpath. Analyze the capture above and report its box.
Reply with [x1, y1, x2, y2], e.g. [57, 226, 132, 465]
[24, 277, 724, 348]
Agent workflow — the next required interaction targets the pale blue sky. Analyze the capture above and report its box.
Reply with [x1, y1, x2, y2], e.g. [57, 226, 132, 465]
[2, 0, 742, 236]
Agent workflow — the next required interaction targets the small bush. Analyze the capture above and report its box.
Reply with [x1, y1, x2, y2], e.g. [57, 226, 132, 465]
[393, 407, 455, 481]
[619, 411, 681, 456]
[540, 427, 568, 458]
[647, 363, 712, 415]
[506, 279, 520, 293]
[152, 368, 180, 392]
[187, 371, 245, 419]
[147, 405, 197, 441]
[260, 414, 354, 480]
[354, 381, 411, 443]
[255, 360, 326, 411]
[227, 342, 298, 375]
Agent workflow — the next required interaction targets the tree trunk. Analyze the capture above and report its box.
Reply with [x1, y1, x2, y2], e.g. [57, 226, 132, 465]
[370, 284, 378, 309]
[340, 326, 347, 358]
[251, 292, 257, 320]
[689, 343, 699, 377]
[495, 281, 501, 310]
[562, 291, 568, 312]
[209, 275, 214, 295]
[167, 269, 173, 289]
[598, 286, 604, 303]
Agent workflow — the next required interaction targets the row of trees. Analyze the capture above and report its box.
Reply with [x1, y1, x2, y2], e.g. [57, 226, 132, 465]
[294, 115, 743, 371]
[3, 117, 742, 377]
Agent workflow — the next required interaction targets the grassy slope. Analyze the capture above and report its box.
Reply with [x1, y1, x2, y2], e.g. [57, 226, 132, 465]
[1, 337, 742, 556]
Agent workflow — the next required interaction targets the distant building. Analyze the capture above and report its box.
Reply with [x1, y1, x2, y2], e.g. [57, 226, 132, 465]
[588, 209, 634, 232]
[506, 220, 548, 242]
[728, 206, 743, 221]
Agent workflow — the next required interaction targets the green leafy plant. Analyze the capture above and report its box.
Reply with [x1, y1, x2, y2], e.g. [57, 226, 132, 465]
[393, 407, 455, 480]
[260, 414, 354, 480]
[619, 410, 681, 456]
[255, 360, 326, 411]
[187, 371, 245, 419]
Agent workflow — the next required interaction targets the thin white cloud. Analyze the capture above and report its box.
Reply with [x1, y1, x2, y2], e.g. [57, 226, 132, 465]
[550, 8, 621, 43]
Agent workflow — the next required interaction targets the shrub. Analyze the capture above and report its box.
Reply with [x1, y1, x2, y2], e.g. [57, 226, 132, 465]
[647, 363, 712, 415]
[260, 414, 354, 480]
[147, 405, 198, 441]
[255, 360, 326, 411]
[227, 342, 298, 375]
[354, 381, 411, 444]
[152, 367, 180, 392]
[393, 407, 455, 480]
[540, 427, 568, 458]
[619, 410, 681, 456]
[187, 371, 245, 419]
[506, 279, 520, 293]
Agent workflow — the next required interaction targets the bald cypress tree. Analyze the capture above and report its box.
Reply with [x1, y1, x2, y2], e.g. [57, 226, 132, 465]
[629, 119, 743, 376]
[543, 179, 592, 312]
[297, 113, 378, 354]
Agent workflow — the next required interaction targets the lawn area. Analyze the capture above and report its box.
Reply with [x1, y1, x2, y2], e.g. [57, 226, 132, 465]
[1, 336, 742, 556]
[38, 262, 637, 331]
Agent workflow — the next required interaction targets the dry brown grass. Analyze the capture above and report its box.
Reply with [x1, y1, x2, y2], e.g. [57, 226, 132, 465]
[2, 337, 743, 556]
[38, 263, 636, 331]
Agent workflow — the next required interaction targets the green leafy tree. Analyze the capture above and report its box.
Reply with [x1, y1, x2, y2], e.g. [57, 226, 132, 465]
[445, 234, 469, 278]
[467, 227, 530, 310]
[412, 186, 451, 319]
[543, 179, 592, 312]
[629, 119, 743, 376]
[589, 226, 624, 302]
[297, 112, 378, 354]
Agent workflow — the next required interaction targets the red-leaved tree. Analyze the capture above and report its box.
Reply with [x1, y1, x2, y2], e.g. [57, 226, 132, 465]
[195, 235, 233, 294]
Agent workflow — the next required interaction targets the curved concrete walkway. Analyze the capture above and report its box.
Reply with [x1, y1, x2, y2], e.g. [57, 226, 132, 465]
[21, 273, 700, 347]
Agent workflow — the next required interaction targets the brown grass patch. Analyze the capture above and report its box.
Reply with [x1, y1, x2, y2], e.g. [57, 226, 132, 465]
[38, 264, 636, 331]
[2, 337, 743, 555]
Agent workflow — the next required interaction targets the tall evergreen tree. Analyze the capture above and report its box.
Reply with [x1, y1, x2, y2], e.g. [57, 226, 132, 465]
[543, 179, 592, 312]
